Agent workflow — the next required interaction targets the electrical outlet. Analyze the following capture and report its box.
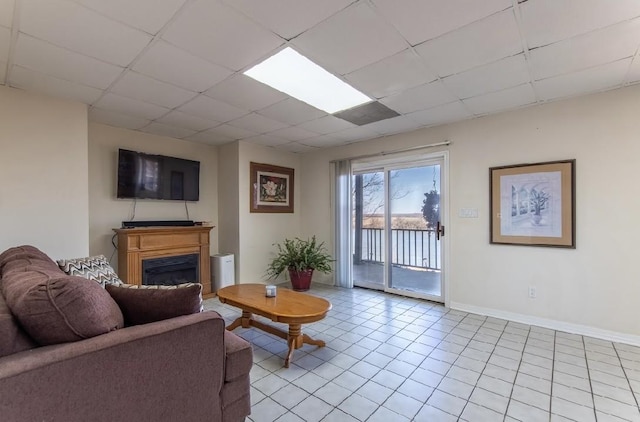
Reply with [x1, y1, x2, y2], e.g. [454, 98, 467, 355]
[528, 286, 537, 299]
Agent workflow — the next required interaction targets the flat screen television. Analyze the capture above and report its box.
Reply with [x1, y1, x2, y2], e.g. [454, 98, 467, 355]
[117, 149, 200, 201]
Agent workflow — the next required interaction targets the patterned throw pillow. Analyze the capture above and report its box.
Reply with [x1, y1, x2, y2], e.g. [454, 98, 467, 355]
[57, 255, 123, 288]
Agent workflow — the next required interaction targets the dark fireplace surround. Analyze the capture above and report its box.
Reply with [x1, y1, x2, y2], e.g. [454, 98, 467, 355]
[142, 254, 199, 286]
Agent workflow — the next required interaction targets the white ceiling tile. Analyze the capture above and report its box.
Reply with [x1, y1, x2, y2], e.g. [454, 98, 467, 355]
[73, 0, 186, 34]
[521, 0, 640, 48]
[627, 56, 640, 83]
[407, 101, 472, 127]
[20, 0, 151, 67]
[111, 71, 197, 109]
[133, 41, 232, 92]
[228, 113, 288, 133]
[267, 126, 318, 141]
[414, 9, 522, 77]
[534, 59, 630, 101]
[224, 0, 354, 39]
[205, 74, 288, 111]
[139, 122, 196, 139]
[0, 25, 10, 59]
[345, 49, 436, 98]
[296, 115, 355, 134]
[243, 134, 290, 147]
[529, 20, 640, 81]
[156, 110, 219, 132]
[185, 130, 233, 145]
[93, 93, 170, 120]
[276, 142, 319, 153]
[332, 125, 382, 142]
[0, 0, 14, 28]
[13, 34, 123, 89]
[9, 65, 103, 103]
[0, 61, 6, 84]
[88, 107, 150, 130]
[442, 54, 530, 99]
[372, 0, 512, 45]
[178, 95, 249, 123]
[292, 2, 408, 75]
[363, 115, 423, 135]
[208, 123, 257, 140]
[162, 0, 284, 71]
[300, 134, 348, 148]
[380, 81, 457, 114]
[463, 83, 536, 115]
[258, 98, 326, 125]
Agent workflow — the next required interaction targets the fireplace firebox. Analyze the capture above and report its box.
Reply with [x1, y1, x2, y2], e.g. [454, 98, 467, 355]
[142, 254, 199, 286]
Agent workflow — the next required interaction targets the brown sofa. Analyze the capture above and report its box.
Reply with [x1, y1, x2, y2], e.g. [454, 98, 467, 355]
[0, 245, 252, 422]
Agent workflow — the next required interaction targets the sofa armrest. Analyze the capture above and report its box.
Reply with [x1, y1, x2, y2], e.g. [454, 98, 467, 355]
[0, 311, 227, 422]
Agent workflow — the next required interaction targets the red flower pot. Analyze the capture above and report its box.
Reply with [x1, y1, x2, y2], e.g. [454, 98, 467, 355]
[288, 268, 314, 291]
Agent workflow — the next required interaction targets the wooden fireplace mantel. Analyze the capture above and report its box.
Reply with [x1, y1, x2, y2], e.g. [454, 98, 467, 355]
[113, 226, 214, 297]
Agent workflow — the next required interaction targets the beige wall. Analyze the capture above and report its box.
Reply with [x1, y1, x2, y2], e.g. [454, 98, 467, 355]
[88, 123, 219, 270]
[237, 141, 300, 283]
[217, 142, 240, 281]
[0, 86, 89, 259]
[300, 84, 640, 342]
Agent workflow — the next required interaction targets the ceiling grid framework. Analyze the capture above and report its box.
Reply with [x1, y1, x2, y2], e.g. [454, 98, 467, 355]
[1, 0, 639, 152]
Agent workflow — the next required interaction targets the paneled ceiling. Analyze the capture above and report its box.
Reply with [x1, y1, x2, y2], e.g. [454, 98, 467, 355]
[2, 0, 639, 152]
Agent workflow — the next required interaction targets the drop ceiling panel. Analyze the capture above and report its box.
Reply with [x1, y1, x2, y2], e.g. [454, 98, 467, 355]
[205, 74, 288, 111]
[296, 115, 355, 134]
[73, 0, 187, 34]
[414, 9, 522, 78]
[442, 54, 530, 99]
[133, 41, 233, 92]
[140, 122, 196, 139]
[93, 93, 170, 120]
[89, 107, 150, 130]
[300, 134, 348, 148]
[178, 95, 249, 123]
[534, 59, 630, 101]
[371, 0, 512, 45]
[628, 57, 640, 83]
[520, 0, 640, 48]
[0, 61, 6, 84]
[10, 65, 103, 104]
[228, 112, 288, 133]
[529, 20, 640, 81]
[20, 0, 151, 67]
[0, 0, 14, 28]
[258, 98, 326, 126]
[185, 130, 233, 145]
[345, 49, 436, 99]
[268, 126, 318, 141]
[363, 115, 423, 136]
[332, 124, 382, 142]
[380, 81, 457, 114]
[407, 101, 472, 126]
[208, 123, 257, 140]
[276, 142, 318, 153]
[157, 110, 220, 132]
[463, 83, 536, 115]
[243, 134, 290, 147]
[292, 2, 408, 75]
[162, 0, 284, 71]
[0, 25, 9, 59]
[224, 0, 354, 39]
[111, 71, 197, 109]
[12, 34, 124, 89]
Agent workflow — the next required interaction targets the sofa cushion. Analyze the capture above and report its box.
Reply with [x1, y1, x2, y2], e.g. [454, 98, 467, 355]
[223, 330, 253, 382]
[0, 245, 60, 279]
[0, 291, 37, 357]
[57, 255, 123, 287]
[2, 269, 124, 345]
[106, 283, 202, 326]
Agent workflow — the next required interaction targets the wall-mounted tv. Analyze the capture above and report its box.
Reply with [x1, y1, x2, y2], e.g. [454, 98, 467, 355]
[117, 149, 200, 201]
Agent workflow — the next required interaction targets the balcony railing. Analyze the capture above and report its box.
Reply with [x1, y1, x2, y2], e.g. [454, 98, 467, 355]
[356, 228, 441, 270]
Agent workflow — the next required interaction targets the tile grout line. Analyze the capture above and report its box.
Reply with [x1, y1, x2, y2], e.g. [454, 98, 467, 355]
[580, 335, 599, 421]
[612, 342, 640, 416]
[502, 323, 534, 422]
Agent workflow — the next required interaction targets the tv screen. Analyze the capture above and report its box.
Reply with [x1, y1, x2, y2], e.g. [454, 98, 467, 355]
[117, 149, 200, 201]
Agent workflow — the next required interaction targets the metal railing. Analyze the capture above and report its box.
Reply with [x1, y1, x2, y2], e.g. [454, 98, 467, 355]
[358, 228, 441, 270]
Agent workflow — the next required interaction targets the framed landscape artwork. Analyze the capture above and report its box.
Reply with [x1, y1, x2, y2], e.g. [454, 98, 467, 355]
[490, 159, 576, 248]
[250, 162, 294, 213]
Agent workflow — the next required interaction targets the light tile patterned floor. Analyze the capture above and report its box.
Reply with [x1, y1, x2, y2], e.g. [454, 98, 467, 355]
[203, 284, 640, 422]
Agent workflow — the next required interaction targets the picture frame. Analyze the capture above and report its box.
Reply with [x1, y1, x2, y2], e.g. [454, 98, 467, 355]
[490, 159, 575, 248]
[250, 162, 294, 213]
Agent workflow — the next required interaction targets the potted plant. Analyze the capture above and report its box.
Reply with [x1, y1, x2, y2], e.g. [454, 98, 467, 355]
[266, 236, 333, 291]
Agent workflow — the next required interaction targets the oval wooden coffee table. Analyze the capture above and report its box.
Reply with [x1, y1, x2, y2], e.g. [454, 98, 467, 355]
[217, 284, 332, 368]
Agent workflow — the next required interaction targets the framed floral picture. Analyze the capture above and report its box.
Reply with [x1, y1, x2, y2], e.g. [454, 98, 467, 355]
[250, 162, 294, 213]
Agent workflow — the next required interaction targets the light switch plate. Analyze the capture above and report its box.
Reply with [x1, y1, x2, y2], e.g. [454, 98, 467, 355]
[459, 208, 479, 218]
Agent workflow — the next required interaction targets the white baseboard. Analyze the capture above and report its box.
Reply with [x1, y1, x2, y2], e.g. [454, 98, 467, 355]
[449, 301, 640, 348]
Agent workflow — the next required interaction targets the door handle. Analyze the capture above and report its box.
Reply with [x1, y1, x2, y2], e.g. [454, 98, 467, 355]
[437, 221, 445, 240]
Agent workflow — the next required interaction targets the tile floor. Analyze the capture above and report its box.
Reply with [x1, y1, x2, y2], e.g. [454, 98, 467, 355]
[203, 284, 640, 422]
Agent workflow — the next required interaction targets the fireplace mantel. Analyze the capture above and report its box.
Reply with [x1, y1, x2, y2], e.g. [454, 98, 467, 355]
[113, 226, 214, 297]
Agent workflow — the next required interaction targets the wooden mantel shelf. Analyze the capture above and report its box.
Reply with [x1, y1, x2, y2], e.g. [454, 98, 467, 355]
[113, 226, 214, 298]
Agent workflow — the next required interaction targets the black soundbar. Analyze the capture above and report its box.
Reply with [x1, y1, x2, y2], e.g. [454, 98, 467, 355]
[121, 220, 195, 228]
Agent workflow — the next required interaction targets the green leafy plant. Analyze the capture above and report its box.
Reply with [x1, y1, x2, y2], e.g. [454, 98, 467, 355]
[266, 236, 333, 279]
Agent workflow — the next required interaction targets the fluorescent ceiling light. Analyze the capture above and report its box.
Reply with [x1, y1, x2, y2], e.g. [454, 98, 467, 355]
[244, 47, 371, 114]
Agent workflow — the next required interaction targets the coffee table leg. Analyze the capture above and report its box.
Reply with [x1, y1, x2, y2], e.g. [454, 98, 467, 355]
[285, 324, 303, 368]
[226, 311, 253, 331]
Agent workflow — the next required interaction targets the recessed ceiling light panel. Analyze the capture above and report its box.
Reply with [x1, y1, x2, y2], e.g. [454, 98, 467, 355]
[244, 47, 371, 114]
